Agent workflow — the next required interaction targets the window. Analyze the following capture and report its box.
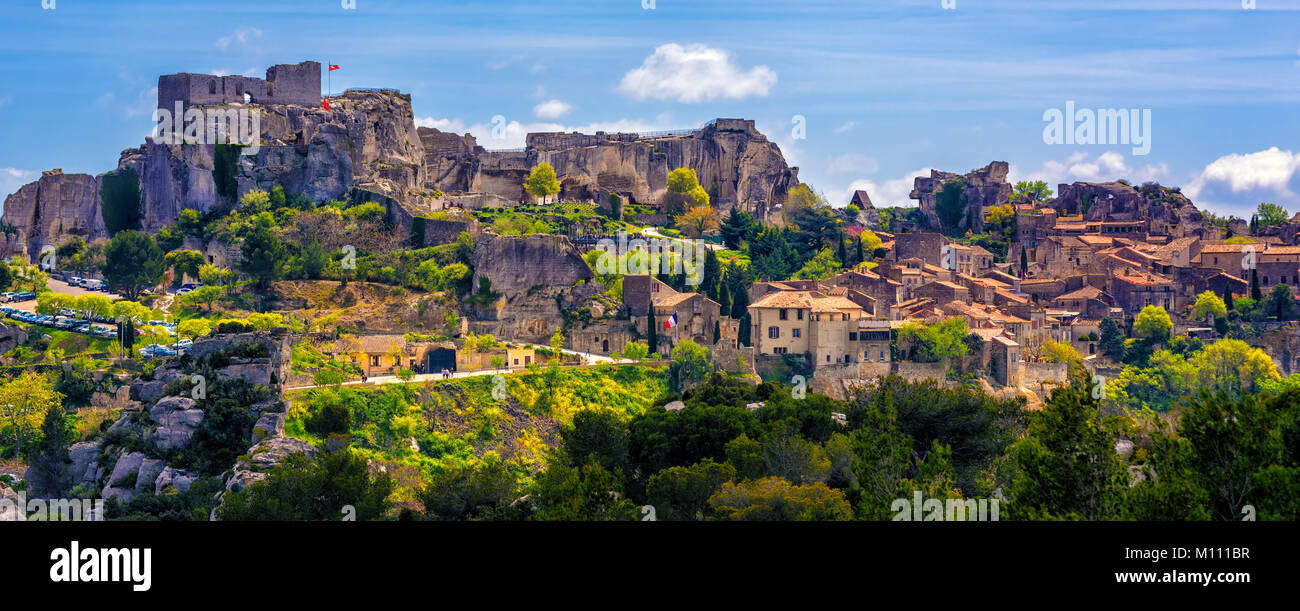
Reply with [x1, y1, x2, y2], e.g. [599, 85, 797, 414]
[826, 355, 831, 362]
[370, 356, 380, 366]
[879, 351, 886, 362]
[208, 79, 216, 94]
[779, 309, 788, 320]
[768, 326, 780, 339]
[792, 328, 801, 338]
[797, 309, 804, 320]
[848, 332, 858, 341]
[773, 347, 788, 355]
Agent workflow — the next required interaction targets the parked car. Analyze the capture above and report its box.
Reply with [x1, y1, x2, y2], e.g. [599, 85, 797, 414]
[12, 292, 35, 302]
[141, 344, 177, 358]
[68, 276, 83, 286]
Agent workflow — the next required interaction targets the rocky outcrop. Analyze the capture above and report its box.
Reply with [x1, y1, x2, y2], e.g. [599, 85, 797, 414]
[3, 86, 426, 257]
[471, 232, 593, 296]
[0, 169, 103, 258]
[0, 323, 27, 354]
[420, 119, 799, 223]
[148, 396, 204, 451]
[1050, 181, 1205, 237]
[910, 161, 1012, 232]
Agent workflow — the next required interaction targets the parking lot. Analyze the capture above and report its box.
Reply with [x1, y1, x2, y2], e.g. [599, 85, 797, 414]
[0, 277, 181, 353]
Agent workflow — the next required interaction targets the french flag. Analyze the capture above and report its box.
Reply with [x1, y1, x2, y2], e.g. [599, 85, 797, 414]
[663, 313, 677, 329]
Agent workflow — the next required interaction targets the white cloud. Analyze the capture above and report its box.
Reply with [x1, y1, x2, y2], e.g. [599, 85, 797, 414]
[827, 153, 879, 176]
[618, 43, 777, 103]
[1009, 150, 1169, 188]
[215, 26, 262, 50]
[834, 168, 934, 208]
[533, 99, 573, 119]
[832, 121, 857, 134]
[0, 168, 40, 206]
[1182, 147, 1300, 217]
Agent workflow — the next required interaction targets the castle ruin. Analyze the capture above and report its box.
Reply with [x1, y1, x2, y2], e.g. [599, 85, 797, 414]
[157, 61, 321, 110]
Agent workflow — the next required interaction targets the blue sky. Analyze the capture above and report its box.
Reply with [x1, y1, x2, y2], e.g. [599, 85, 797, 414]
[1, 0, 1298, 219]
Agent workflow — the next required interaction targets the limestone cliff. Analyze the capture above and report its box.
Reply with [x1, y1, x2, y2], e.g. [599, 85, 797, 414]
[468, 232, 596, 343]
[3, 87, 426, 256]
[909, 161, 1012, 233]
[1, 169, 103, 257]
[1050, 181, 1206, 237]
[420, 118, 799, 223]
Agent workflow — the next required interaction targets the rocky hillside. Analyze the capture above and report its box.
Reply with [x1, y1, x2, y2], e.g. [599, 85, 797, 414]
[421, 119, 799, 222]
[2, 88, 426, 258]
[909, 161, 1012, 232]
[1050, 181, 1206, 237]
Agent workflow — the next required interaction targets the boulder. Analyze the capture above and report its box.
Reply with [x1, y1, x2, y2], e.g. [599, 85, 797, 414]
[68, 441, 104, 487]
[102, 451, 146, 503]
[149, 396, 204, 451]
[251, 411, 286, 444]
[130, 379, 167, 404]
[154, 466, 199, 495]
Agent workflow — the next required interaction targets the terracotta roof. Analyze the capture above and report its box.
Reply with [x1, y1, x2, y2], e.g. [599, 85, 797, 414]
[1201, 243, 1253, 254]
[1054, 286, 1105, 301]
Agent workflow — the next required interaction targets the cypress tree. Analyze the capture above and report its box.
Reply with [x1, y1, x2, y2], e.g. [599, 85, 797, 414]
[701, 249, 721, 300]
[738, 312, 752, 347]
[718, 281, 731, 317]
[837, 230, 847, 265]
[1251, 267, 1262, 301]
[1223, 283, 1234, 311]
[646, 302, 658, 356]
[731, 281, 749, 320]
[1019, 246, 1029, 274]
[713, 320, 721, 345]
[855, 235, 865, 266]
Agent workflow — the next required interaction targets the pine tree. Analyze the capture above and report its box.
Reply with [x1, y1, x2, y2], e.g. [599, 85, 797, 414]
[1251, 267, 1262, 301]
[701, 249, 721, 301]
[26, 404, 71, 499]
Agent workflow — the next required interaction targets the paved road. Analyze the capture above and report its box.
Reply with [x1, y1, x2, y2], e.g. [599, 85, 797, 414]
[641, 227, 726, 251]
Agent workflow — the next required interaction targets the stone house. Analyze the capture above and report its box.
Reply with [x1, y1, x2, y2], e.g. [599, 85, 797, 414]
[747, 290, 866, 369]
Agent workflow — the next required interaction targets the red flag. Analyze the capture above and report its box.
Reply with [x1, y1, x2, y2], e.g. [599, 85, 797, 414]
[328, 65, 339, 71]
[322, 98, 330, 110]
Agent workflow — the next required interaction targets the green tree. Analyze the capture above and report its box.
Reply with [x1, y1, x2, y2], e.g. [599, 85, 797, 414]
[176, 318, 212, 343]
[646, 305, 658, 356]
[100, 230, 164, 300]
[1007, 386, 1127, 520]
[700, 249, 721, 300]
[418, 454, 518, 520]
[1133, 305, 1172, 341]
[606, 192, 622, 220]
[1098, 317, 1125, 360]
[646, 459, 736, 520]
[707, 477, 851, 521]
[668, 340, 714, 392]
[25, 402, 72, 499]
[0, 372, 64, 460]
[238, 221, 286, 290]
[1255, 202, 1289, 228]
[561, 410, 630, 476]
[1012, 180, 1053, 203]
[164, 249, 205, 285]
[524, 162, 561, 204]
[1265, 282, 1295, 321]
[1251, 267, 1262, 300]
[215, 448, 394, 521]
[1193, 290, 1227, 322]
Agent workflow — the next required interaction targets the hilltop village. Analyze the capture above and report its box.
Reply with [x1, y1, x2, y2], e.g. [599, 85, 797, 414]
[1, 62, 1296, 522]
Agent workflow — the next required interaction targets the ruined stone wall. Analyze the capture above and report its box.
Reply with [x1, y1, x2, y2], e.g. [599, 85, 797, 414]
[157, 61, 320, 111]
